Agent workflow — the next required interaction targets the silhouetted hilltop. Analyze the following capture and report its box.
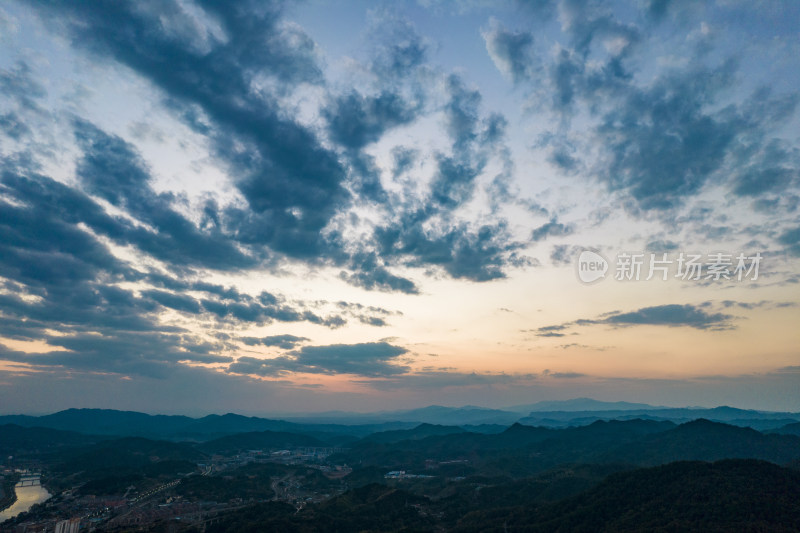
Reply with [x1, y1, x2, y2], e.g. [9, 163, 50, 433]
[514, 398, 667, 412]
[359, 423, 466, 444]
[601, 418, 800, 465]
[2, 403, 798, 440]
[519, 405, 800, 428]
[0, 424, 105, 456]
[769, 421, 800, 436]
[456, 459, 800, 532]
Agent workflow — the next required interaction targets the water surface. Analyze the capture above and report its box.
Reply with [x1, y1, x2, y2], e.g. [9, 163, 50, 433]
[0, 480, 51, 523]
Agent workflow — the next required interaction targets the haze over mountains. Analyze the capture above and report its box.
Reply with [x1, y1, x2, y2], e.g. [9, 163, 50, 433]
[2, 399, 798, 441]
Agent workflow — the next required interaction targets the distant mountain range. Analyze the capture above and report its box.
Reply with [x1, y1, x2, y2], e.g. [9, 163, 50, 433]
[511, 398, 670, 412]
[518, 405, 800, 431]
[282, 405, 523, 425]
[0, 409, 418, 441]
[1, 399, 798, 442]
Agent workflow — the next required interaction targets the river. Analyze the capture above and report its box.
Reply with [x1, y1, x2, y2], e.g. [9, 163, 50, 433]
[0, 477, 51, 523]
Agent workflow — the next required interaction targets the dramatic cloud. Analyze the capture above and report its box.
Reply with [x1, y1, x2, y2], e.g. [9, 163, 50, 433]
[778, 226, 800, 257]
[486, 8, 799, 214]
[364, 72, 524, 282]
[366, 9, 430, 82]
[536, 303, 735, 336]
[533, 324, 569, 338]
[324, 91, 420, 150]
[592, 69, 797, 210]
[532, 219, 573, 242]
[340, 252, 419, 295]
[0, 0, 797, 413]
[353, 370, 534, 391]
[603, 304, 733, 330]
[549, 244, 582, 266]
[241, 335, 309, 350]
[228, 342, 410, 378]
[74, 121, 256, 270]
[482, 18, 538, 84]
[0, 330, 231, 379]
[28, 0, 348, 261]
[541, 369, 586, 379]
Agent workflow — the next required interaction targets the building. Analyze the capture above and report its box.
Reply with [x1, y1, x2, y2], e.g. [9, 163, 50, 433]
[54, 518, 81, 533]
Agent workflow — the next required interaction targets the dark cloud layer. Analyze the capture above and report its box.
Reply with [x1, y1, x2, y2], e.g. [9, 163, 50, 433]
[75, 121, 257, 270]
[228, 342, 409, 378]
[604, 304, 732, 330]
[535, 303, 735, 336]
[0, 151, 369, 379]
[371, 72, 523, 282]
[0, 0, 797, 409]
[241, 335, 309, 350]
[21, 0, 526, 290]
[31, 0, 348, 262]
[778, 226, 800, 257]
[483, 18, 538, 84]
[324, 91, 420, 150]
[0, 2, 440, 383]
[486, 8, 799, 213]
[532, 219, 573, 242]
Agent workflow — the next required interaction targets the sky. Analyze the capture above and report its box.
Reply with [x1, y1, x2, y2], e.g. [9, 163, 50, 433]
[0, 0, 798, 416]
